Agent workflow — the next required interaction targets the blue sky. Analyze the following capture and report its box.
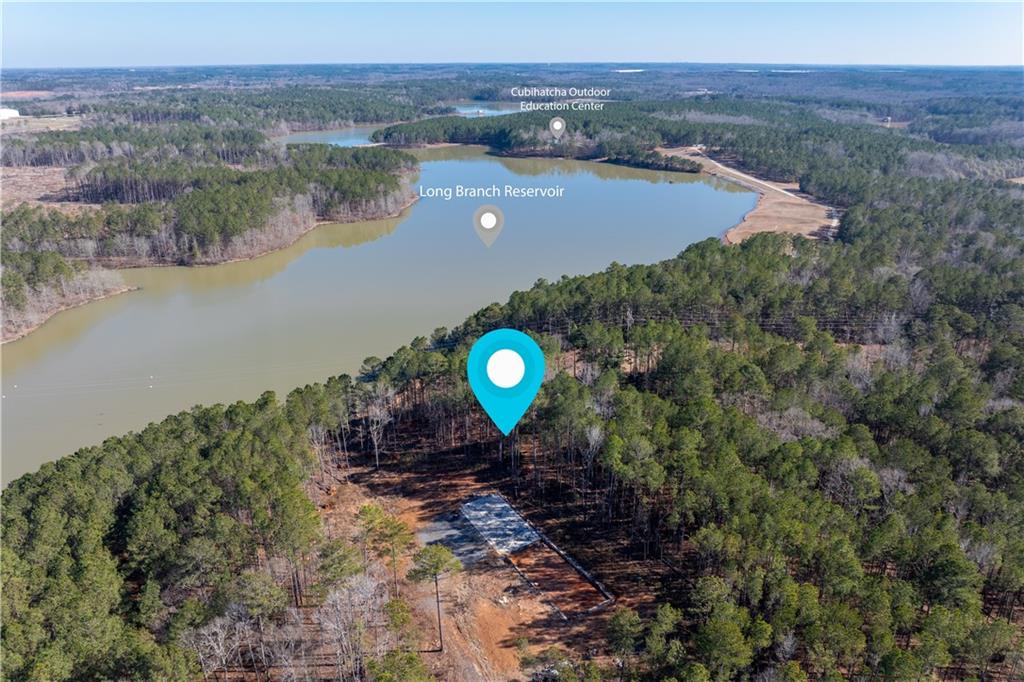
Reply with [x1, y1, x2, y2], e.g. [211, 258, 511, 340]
[2, 2, 1021, 68]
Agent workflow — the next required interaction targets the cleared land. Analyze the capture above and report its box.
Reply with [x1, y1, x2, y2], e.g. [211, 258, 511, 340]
[321, 428, 620, 680]
[510, 543, 609, 618]
[460, 493, 609, 620]
[1, 90, 57, 99]
[659, 146, 838, 243]
[312, 468, 542, 681]
[0, 165, 97, 215]
[318, 463, 571, 680]
[1, 114, 83, 133]
[332, 415, 686, 676]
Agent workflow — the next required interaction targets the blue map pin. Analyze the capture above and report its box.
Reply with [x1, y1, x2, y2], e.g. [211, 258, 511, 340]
[467, 329, 545, 435]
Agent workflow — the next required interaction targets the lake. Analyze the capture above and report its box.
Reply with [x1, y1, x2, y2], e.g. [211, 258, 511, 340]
[0, 144, 755, 484]
[452, 101, 521, 117]
[277, 103, 519, 147]
[278, 124, 382, 147]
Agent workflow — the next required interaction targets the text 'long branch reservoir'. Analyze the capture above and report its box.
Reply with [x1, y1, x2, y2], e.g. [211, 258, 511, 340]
[418, 184, 567, 200]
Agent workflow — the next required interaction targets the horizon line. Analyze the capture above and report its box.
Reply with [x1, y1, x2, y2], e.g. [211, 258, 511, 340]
[4, 60, 1023, 71]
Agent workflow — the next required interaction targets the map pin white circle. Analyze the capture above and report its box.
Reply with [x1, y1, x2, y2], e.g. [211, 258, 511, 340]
[549, 117, 566, 139]
[473, 205, 504, 247]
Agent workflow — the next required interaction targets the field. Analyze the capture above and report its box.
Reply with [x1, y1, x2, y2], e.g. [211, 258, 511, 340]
[1, 166, 68, 206]
[1, 114, 82, 133]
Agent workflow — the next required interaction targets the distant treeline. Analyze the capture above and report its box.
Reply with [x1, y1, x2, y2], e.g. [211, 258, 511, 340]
[1, 86, 454, 167]
[1, 123, 271, 166]
[374, 99, 1024, 182]
[603, 148, 701, 173]
[80, 86, 449, 129]
[6, 63, 1021, 107]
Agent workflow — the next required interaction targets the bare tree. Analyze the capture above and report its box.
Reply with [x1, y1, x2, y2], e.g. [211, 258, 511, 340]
[365, 382, 395, 469]
[316, 571, 390, 680]
[268, 609, 311, 682]
[308, 424, 329, 478]
[185, 615, 238, 681]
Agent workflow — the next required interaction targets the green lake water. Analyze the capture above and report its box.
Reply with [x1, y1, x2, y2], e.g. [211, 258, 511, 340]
[1, 145, 754, 484]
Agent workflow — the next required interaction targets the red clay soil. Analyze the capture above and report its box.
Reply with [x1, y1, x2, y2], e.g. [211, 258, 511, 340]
[508, 543, 607, 618]
[322, 463, 564, 681]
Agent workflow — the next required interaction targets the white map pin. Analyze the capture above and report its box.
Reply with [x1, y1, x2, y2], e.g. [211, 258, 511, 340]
[473, 205, 504, 247]
[549, 117, 566, 139]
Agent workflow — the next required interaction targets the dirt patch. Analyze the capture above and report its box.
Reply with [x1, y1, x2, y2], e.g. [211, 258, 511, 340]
[1, 90, 56, 100]
[659, 146, 838, 243]
[510, 543, 607, 618]
[1, 115, 82, 134]
[320, 461, 575, 681]
[468, 594, 551, 675]
[3, 114, 82, 133]
[2, 166, 67, 203]
[1, 166, 96, 214]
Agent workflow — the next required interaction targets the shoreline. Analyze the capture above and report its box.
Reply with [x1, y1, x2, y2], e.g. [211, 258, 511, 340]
[3, 193, 419, 344]
[657, 146, 838, 244]
[74, 194, 420, 272]
[389, 141, 836, 244]
[267, 121, 389, 140]
[4, 144, 822, 344]
[3, 284, 139, 345]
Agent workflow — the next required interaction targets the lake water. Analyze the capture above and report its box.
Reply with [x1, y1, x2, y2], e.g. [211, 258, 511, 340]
[0, 145, 755, 484]
[278, 103, 520, 147]
[452, 101, 521, 117]
[278, 125, 382, 147]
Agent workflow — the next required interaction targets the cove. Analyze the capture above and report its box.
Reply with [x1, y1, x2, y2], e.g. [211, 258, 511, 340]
[1, 145, 755, 484]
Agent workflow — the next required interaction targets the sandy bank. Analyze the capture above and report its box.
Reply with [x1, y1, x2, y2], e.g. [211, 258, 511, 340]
[658, 146, 838, 244]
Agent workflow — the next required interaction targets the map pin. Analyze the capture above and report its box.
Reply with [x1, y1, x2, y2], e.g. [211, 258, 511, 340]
[467, 329, 545, 435]
[473, 205, 504, 247]
[549, 117, 566, 139]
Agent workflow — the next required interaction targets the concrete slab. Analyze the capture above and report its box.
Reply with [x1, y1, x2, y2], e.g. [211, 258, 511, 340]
[416, 510, 491, 567]
[461, 493, 540, 555]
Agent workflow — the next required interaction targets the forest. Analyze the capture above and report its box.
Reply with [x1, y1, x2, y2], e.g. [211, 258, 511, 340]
[0, 82, 447, 336]
[5, 63, 1020, 107]
[2, 65, 1024, 680]
[372, 99, 1024, 180]
[0, 144, 418, 334]
[4, 225, 1023, 679]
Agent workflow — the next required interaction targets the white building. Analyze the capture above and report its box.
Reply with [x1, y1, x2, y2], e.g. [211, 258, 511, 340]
[0, 108, 20, 120]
